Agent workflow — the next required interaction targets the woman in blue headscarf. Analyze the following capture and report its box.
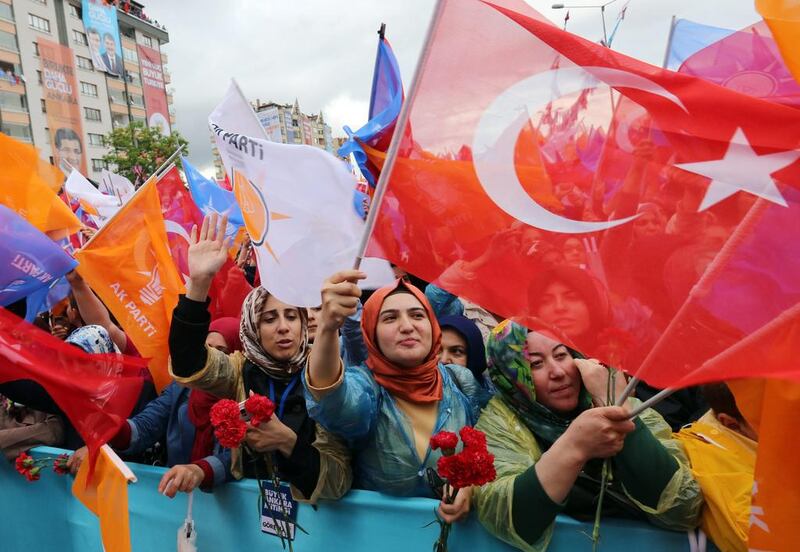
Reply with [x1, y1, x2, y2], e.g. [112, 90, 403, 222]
[438, 315, 491, 389]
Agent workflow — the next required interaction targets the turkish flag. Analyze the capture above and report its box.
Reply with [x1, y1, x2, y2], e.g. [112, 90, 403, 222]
[366, 0, 800, 388]
[0, 307, 146, 476]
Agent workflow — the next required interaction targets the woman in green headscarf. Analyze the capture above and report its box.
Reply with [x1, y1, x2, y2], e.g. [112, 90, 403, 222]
[473, 320, 702, 552]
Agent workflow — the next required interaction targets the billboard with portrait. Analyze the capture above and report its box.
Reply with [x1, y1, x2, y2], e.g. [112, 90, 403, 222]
[82, 0, 123, 77]
[38, 37, 87, 175]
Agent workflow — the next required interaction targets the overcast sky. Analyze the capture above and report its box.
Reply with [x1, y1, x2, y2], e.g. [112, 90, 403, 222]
[145, 0, 760, 177]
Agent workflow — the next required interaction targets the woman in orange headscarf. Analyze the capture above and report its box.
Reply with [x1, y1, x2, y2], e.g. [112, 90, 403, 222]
[305, 270, 490, 518]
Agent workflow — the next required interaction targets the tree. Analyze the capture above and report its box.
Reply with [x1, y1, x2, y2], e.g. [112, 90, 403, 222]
[102, 122, 188, 185]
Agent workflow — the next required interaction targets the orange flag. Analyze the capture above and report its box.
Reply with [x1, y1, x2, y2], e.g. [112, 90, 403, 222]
[73, 445, 137, 552]
[75, 176, 184, 391]
[0, 132, 80, 239]
[732, 379, 800, 551]
[756, 1, 800, 82]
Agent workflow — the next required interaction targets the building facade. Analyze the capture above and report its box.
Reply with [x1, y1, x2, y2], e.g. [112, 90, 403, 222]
[0, 0, 173, 177]
[212, 97, 335, 180]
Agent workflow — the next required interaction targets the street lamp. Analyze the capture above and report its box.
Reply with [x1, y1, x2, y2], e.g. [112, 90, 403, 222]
[552, 0, 617, 46]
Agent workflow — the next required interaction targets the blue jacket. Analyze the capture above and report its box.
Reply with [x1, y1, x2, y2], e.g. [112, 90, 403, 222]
[304, 363, 491, 497]
[122, 382, 233, 488]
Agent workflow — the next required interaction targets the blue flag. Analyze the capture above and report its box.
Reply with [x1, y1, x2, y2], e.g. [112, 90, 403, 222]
[0, 205, 77, 308]
[666, 19, 736, 70]
[182, 157, 244, 239]
[338, 36, 404, 188]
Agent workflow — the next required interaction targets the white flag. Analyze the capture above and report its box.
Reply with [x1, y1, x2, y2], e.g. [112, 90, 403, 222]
[64, 170, 121, 226]
[209, 81, 392, 306]
[99, 169, 136, 204]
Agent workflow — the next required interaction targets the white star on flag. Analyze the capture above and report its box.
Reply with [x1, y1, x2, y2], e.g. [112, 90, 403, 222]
[676, 128, 797, 211]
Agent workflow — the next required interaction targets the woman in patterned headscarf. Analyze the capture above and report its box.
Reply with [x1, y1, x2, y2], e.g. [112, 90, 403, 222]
[168, 213, 351, 503]
[473, 320, 702, 552]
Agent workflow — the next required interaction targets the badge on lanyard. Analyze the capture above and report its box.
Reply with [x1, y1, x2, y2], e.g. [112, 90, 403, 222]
[260, 479, 298, 541]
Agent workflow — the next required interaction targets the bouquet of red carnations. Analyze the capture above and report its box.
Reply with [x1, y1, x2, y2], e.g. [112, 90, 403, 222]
[429, 426, 496, 551]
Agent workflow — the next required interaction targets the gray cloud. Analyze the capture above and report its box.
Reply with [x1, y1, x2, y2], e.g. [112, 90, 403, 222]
[146, 0, 758, 176]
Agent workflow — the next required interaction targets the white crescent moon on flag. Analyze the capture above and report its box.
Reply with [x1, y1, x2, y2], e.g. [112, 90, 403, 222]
[472, 66, 688, 234]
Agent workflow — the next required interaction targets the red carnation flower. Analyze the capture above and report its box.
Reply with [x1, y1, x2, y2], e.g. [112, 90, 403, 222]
[245, 394, 276, 427]
[210, 399, 241, 427]
[15, 451, 34, 476]
[26, 466, 42, 482]
[430, 431, 459, 455]
[459, 426, 487, 450]
[436, 427, 496, 490]
[214, 419, 247, 449]
[53, 454, 70, 475]
[210, 399, 247, 448]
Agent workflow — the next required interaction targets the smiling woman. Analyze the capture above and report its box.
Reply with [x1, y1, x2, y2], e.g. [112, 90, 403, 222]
[304, 270, 491, 524]
[473, 321, 702, 551]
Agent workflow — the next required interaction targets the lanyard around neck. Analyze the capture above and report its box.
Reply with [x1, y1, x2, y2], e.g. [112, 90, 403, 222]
[268, 374, 299, 420]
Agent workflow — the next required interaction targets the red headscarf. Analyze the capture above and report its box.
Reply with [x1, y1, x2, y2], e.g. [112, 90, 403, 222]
[361, 279, 443, 403]
[188, 317, 243, 460]
[207, 317, 243, 353]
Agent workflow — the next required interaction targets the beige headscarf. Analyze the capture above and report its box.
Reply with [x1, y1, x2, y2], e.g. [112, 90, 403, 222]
[239, 287, 309, 381]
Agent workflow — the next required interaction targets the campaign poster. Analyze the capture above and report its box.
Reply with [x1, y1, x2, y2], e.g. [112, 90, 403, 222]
[256, 106, 282, 143]
[302, 116, 313, 145]
[38, 37, 87, 175]
[82, 0, 123, 77]
[137, 44, 170, 135]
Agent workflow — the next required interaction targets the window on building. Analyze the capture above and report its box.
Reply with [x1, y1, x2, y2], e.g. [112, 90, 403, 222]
[108, 88, 125, 105]
[0, 30, 17, 52]
[111, 112, 129, 129]
[128, 93, 144, 108]
[36, 69, 42, 84]
[0, 3, 14, 21]
[125, 70, 141, 87]
[68, 4, 80, 18]
[72, 30, 87, 46]
[84, 107, 101, 121]
[76, 55, 93, 71]
[88, 133, 104, 146]
[122, 47, 137, 63]
[44, 128, 49, 143]
[40, 98, 46, 112]
[0, 122, 32, 141]
[28, 14, 50, 33]
[80, 81, 98, 97]
[0, 90, 27, 112]
[142, 35, 152, 48]
[32, 41, 39, 56]
[91, 159, 107, 173]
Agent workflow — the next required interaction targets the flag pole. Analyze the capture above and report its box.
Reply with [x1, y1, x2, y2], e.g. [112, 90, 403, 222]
[661, 15, 677, 69]
[617, 198, 771, 407]
[78, 144, 185, 251]
[154, 143, 187, 179]
[353, 0, 444, 270]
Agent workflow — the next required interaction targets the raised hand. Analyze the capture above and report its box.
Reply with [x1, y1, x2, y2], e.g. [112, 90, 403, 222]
[186, 213, 230, 302]
[319, 270, 365, 333]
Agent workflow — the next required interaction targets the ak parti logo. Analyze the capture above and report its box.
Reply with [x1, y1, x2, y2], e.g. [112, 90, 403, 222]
[232, 169, 269, 246]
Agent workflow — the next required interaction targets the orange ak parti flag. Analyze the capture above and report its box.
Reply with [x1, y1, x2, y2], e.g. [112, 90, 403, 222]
[730, 379, 800, 552]
[0, 132, 80, 239]
[75, 175, 184, 391]
[73, 445, 137, 552]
